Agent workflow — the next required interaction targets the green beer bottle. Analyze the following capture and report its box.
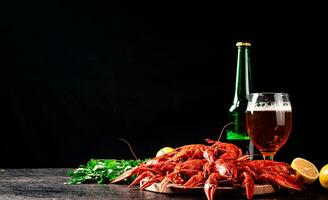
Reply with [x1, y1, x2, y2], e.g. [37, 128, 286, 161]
[226, 41, 254, 156]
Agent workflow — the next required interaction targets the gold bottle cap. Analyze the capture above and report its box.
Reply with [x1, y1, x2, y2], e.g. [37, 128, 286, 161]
[236, 42, 251, 47]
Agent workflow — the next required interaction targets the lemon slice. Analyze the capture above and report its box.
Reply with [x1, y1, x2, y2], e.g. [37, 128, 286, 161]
[156, 147, 174, 157]
[291, 157, 319, 184]
[319, 164, 328, 189]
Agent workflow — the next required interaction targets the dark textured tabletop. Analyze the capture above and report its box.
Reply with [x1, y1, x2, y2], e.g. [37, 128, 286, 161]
[0, 168, 327, 200]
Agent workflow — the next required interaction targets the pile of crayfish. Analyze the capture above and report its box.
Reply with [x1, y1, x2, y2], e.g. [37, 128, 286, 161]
[111, 139, 303, 200]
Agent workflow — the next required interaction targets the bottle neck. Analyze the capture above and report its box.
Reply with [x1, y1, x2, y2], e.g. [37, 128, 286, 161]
[232, 46, 252, 102]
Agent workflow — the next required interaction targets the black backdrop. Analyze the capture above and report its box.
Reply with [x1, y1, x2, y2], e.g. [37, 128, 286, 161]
[1, 2, 327, 168]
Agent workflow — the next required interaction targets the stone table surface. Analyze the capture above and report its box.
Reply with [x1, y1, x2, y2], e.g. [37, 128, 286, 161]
[0, 168, 327, 200]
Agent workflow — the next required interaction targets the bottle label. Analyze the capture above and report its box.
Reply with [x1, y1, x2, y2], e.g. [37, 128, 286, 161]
[226, 130, 250, 140]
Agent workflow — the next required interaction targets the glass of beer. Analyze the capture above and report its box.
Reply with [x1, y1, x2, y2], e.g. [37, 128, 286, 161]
[246, 93, 292, 160]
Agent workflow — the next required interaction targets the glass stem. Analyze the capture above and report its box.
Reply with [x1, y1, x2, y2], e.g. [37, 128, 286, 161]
[262, 155, 274, 160]
[262, 152, 275, 160]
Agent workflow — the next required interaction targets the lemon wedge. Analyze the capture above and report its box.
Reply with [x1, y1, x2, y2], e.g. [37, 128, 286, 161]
[291, 157, 319, 184]
[319, 164, 328, 189]
[156, 147, 174, 157]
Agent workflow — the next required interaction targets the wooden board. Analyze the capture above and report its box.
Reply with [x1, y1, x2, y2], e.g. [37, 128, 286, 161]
[140, 180, 277, 197]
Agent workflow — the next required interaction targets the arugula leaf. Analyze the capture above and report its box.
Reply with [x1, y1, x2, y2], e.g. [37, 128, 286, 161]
[66, 159, 147, 184]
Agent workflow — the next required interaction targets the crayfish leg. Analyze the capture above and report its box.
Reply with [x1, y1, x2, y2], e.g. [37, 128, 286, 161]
[204, 172, 221, 200]
[258, 173, 302, 191]
[140, 174, 163, 190]
[128, 171, 153, 188]
[183, 172, 205, 188]
[242, 172, 255, 200]
[111, 166, 139, 183]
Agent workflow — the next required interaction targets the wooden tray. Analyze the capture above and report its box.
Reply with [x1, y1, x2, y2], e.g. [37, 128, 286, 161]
[140, 180, 277, 196]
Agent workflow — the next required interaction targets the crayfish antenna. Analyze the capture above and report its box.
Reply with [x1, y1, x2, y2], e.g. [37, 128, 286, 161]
[119, 138, 139, 160]
[218, 122, 234, 141]
[237, 155, 251, 162]
[205, 122, 233, 144]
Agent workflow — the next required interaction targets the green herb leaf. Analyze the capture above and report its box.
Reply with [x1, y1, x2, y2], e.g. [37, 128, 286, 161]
[66, 159, 148, 185]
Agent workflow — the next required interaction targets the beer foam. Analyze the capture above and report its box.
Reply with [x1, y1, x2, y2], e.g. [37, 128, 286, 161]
[246, 102, 292, 111]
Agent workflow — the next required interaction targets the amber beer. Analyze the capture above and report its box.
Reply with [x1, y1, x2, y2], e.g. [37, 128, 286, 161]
[246, 106, 292, 157]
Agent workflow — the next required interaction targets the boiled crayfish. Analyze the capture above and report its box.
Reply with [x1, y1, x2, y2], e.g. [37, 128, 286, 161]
[111, 139, 302, 200]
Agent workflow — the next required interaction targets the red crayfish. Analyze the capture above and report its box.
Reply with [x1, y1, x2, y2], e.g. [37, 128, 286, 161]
[112, 139, 302, 200]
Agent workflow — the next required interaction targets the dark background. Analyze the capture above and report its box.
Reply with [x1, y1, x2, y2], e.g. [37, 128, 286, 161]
[1, 2, 326, 168]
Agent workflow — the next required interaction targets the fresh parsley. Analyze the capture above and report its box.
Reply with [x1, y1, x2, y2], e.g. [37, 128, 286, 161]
[66, 159, 147, 184]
